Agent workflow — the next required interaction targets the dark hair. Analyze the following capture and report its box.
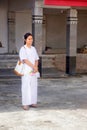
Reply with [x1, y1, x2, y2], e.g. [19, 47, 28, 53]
[24, 32, 32, 45]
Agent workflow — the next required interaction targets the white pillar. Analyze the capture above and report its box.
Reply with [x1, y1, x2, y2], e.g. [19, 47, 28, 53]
[66, 9, 78, 75]
[32, 0, 43, 56]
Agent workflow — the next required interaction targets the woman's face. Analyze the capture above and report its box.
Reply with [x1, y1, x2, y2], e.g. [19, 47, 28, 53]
[25, 35, 33, 47]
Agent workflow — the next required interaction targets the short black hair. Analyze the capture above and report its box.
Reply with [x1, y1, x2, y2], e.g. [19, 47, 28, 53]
[24, 32, 32, 40]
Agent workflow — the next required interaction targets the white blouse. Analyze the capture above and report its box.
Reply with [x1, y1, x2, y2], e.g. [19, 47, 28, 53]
[19, 45, 39, 74]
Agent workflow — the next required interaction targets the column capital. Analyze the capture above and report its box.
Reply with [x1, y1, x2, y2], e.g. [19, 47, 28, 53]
[67, 9, 77, 17]
[32, 0, 43, 55]
[32, 0, 43, 24]
[67, 9, 78, 25]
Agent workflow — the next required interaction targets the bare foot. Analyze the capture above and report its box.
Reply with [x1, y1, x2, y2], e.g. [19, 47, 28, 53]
[22, 105, 29, 110]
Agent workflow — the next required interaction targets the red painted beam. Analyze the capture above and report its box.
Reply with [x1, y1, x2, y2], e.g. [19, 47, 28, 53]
[44, 0, 87, 7]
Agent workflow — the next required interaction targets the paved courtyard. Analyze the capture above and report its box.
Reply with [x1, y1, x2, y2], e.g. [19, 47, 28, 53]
[0, 75, 87, 130]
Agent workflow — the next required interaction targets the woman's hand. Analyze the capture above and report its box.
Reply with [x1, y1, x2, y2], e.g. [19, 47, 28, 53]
[33, 60, 39, 73]
[23, 59, 39, 73]
[33, 65, 38, 73]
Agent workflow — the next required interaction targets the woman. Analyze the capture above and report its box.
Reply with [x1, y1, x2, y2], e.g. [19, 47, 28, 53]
[19, 32, 39, 110]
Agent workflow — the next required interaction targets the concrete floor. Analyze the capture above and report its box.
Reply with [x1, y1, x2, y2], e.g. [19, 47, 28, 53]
[0, 75, 87, 130]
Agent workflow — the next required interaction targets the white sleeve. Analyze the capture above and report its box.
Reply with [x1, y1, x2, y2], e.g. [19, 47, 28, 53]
[19, 47, 27, 61]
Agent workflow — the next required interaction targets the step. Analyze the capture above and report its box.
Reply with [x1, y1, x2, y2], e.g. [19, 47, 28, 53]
[0, 54, 18, 69]
[0, 54, 65, 78]
[0, 54, 59, 69]
[42, 54, 66, 69]
[0, 54, 61, 70]
[42, 54, 58, 68]
[0, 68, 67, 79]
[0, 54, 19, 59]
[0, 68, 20, 79]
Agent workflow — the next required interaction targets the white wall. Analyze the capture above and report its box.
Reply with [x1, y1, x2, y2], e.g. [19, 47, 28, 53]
[15, 11, 32, 52]
[46, 13, 66, 49]
[77, 11, 87, 48]
[8, 0, 33, 53]
[9, 0, 33, 11]
[0, 0, 8, 53]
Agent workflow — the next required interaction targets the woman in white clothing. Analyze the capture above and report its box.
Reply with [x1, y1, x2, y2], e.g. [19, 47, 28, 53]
[19, 32, 39, 110]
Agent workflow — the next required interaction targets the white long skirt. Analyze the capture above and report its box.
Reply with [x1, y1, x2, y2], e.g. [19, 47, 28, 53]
[21, 75, 38, 106]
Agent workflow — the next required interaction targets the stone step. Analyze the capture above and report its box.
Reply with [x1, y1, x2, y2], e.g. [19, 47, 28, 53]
[42, 54, 56, 68]
[42, 68, 67, 78]
[0, 54, 65, 78]
[0, 69, 20, 79]
[0, 54, 18, 69]
[0, 54, 61, 73]
[0, 68, 67, 79]
[0, 59, 18, 68]
[0, 54, 19, 59]
[0, 54, 59, 69]
[42, 54, 64, 69]
[44, 48, 66, 54]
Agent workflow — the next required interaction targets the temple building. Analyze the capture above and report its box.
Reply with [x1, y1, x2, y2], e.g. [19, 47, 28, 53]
[0, 0, 87, 76]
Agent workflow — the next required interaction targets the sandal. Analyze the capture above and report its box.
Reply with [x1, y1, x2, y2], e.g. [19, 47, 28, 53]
[30, 104, 37, 108]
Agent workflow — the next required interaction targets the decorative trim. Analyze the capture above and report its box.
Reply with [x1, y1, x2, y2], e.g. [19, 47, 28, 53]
[8, 18, 15, 23]
[32, 15, 43, 24]
[67, 17, 78, 24]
